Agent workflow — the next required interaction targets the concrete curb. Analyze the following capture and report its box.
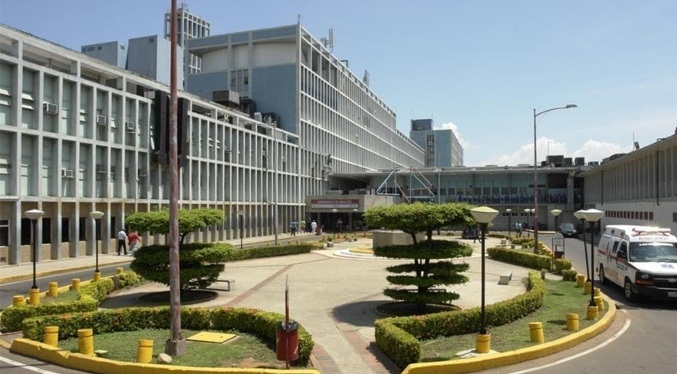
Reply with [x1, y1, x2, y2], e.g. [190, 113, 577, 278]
[401, 295, 617, 374]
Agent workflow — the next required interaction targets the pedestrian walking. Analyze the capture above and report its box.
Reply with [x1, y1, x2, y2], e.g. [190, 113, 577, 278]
[336, 218, 343, 233]
[299, 219, 306, 234]
[311, 220, 318, 235]
[117, 229, 128, 255]
[515, 222, 522, 238]
[128, 230, 141, 256]
[290, 220, 298, 236]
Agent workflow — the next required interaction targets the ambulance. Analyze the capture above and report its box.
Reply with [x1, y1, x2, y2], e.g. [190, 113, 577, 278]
[596, 225, 677, 301]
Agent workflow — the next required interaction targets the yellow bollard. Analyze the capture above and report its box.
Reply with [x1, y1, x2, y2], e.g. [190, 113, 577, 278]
[43, 326, 59, 347]
[116, 267, 124, 275]
[29, 288, 41, 305]
[136, 339, 154, 363]
[594, 296, 605, 311]
[13, 295, 26, 307]
[593, 288, 601, 297]
[529, 322, 545, 343]
[77, 328, 94, 356]
[586, 305, 599, 320]
[48, 281, 58, 297]
[566, 313, 579, 331]
[71, 278, 81, 292]
[576, 274, 585, 287]
[475, 334, 491, 354]
[93, 271, 101, 282]
[584, 281, 592, 295]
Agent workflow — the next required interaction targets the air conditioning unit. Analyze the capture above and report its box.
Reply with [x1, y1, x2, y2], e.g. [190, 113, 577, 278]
[96, 114, 108, 125]
[43, 102, 58, 115]
[254, 112, 263, 122]
[125, 122, 136, 132]
[61, 169, 74, 178]
[96, 165, 106, 174]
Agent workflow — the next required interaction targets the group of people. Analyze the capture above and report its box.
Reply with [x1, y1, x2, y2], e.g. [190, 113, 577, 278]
[289, 219, 319, 236]
[116, 229, 142, 256]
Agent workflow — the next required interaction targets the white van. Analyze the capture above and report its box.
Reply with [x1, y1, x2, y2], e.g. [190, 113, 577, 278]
[597, 225, 677, 301]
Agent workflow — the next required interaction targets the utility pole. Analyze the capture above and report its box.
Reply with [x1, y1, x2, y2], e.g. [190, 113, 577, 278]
[165, 0, 186, 356]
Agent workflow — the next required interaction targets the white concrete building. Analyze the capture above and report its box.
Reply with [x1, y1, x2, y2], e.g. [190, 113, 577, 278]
[0, 23, 423, 265]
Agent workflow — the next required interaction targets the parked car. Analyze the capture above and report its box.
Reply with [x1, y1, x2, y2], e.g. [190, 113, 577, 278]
[559, 223, 578, 237]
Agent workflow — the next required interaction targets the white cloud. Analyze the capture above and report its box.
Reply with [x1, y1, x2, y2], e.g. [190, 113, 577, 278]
[479, 138, 624, 166]
[435, 121, 477, 151]
[571, 140, 624, 163]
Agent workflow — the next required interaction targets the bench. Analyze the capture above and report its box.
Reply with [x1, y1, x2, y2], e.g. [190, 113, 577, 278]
[187, 277, 235, 291]
[498, 271, 512, 285]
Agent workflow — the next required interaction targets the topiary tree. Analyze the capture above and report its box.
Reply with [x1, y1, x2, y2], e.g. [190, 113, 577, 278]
[126, 208, 229, 289]
[130, 242, 234, 290]
[126, 208, 224, 244]
[365, 202, 476, 310]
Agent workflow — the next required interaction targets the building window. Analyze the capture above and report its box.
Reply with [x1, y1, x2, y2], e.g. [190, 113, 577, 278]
[0, 219, 8, 246]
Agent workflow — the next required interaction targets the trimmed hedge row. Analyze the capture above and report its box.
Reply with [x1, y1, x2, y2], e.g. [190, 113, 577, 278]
[0, 271, 142, 333]
[487, 246, 552, 270]
[21, 306, 314, 366]
[375, 271, 545, 368]
[225, 242, 323, 261]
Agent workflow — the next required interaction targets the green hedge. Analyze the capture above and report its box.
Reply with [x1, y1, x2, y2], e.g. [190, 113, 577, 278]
[487, 246, 552, 270]
[225, 242, 322, 261]
[1, 272, 143, 333]
[375, 271, 545, 368]
[21, 306, 314, 366]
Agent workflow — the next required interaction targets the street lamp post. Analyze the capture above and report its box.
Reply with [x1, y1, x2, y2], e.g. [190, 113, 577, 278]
[90, 211, 105, 280]
[551, 209, 562, 233]
[577, 209, 604, 308]
[506, 208, 512, 237]
[238, 211, 245, 249]
[523, 208, 534, 239]
[470, 206, 499, 353]
[573, 210, 590, 281]
[25, 209, 45, 290]
[533, 104, 577, 254]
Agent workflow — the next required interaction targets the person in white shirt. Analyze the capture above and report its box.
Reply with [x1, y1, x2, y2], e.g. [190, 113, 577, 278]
[117, 229, 128, 255]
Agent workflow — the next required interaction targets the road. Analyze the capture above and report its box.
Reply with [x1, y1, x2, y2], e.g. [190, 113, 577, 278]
[483, 233, 677, 373]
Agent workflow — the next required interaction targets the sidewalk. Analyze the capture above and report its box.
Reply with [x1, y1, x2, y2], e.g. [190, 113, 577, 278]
[0, 234, 534, 373]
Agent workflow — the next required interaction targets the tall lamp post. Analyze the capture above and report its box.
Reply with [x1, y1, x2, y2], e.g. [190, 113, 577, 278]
[470, 206, 499, 353]
[506, 208, 512, 237]
[25, 209, 45, 290]
[573, 210, 590, 281]
[523, 208, 534, 239]
[533, 104, 577, 254]
[551, 209, 562, 233]
[238, 210, 245, 249]
[90, 211, 104, 280]
[577, 209, 604, 308]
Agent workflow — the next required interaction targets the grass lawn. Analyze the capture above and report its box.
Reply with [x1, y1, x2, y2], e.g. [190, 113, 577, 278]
[40, 290, 80, 304]
[57, 328, 303, 369]
[420, 278, 605, 362]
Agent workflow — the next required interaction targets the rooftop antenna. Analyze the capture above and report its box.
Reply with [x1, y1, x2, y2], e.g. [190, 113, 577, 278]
[297, 14, 301, 24]
[363, 70, 370, 86]
[322, 28, 334, 51]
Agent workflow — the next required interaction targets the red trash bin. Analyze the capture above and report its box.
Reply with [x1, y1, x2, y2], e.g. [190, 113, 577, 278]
[276, 320, 299, 361]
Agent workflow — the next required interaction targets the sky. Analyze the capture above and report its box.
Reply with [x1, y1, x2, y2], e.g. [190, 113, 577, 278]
[2, 0, 676, 166]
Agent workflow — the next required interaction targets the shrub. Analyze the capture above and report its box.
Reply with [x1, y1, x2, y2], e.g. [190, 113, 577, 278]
[1, 272, 142, 333]
[375, 271, 545, 368]
[553, 259, 573, 274]
[22, 306, 315, 366]
[561, 269, 578, 281]
[487, 246, 552, 270]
